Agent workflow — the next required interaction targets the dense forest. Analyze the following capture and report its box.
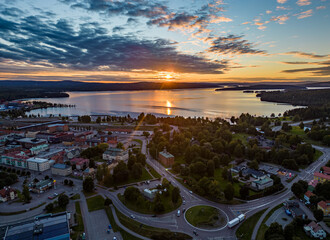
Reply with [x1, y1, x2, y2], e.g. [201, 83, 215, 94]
[0, 89, 68, 101]
[258, 89, 330, 106]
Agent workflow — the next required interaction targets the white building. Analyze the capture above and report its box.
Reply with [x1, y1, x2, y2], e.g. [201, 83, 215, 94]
[251, 176, 274, 190]
[304, 221, 327, 239]
[102, 148, 128, 162]
[27, 157, 50, 172]
[143, 189, 158, 199]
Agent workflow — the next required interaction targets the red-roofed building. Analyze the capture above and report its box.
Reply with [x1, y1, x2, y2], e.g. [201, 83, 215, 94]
[304, 221, 327, 239]
[70, 158, 89, 170]
[304, 191, 315, 204]
[0, 187, 17, 202]
[317, 201, 330, 217]
[0, 151, 30, 168]
[321, 166, 330, 175]
[314, 172, 330, 183]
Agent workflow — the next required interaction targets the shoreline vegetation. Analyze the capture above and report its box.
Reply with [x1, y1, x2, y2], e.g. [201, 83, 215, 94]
[257, 89, 330, 106]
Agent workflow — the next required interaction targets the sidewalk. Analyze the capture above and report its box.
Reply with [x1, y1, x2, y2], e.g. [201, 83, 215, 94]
[110, 205, 150, 240]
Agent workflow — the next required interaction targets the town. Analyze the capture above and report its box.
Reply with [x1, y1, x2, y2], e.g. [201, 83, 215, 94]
[0, 107, 329, 240]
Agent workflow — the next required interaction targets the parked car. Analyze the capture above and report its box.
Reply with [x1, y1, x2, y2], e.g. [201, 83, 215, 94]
[130, 215, 136, 219]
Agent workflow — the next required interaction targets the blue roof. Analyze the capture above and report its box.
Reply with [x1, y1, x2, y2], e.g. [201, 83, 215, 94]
[52, 163, 70, 169]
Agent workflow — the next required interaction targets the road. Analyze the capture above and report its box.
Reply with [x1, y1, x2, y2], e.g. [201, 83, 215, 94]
[93, 135, 328, 240]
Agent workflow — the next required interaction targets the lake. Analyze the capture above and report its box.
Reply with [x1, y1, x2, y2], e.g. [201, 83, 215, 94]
[26, 89, 303, 119]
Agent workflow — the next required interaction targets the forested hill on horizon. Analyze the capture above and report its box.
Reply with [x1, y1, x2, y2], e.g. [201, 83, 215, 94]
[0, 80, 329, 101]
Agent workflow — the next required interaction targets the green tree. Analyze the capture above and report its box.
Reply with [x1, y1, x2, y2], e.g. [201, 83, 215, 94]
[207, 160, 215, 177]
[45, 203, 54, 212]
[22, 185, 31, 203]
[282, 122, 292, 132]
[224, 184, 234, 201]
[313, 209, 324, 222]
[58, 194, 69, 208]
[171, 187, 180, 203]
[131, 163, 143, 179]
[104, 198, 112, 206]
[83, 177, 94, 192]
[113, 161, 129, 183]
[239, 185, 249, 200]
[299, 122, 304, 129]
[124, 187, 141, 202]
[265, 222, 284, 240]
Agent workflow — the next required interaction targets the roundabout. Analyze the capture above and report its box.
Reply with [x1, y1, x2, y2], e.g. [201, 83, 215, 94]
[184, 205, 228, 231]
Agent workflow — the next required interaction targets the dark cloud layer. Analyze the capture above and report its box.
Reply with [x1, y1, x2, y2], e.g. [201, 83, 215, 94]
[0, 14, 226, 74]
[61, 0, 228, 34]
[207, 35, 266, 55]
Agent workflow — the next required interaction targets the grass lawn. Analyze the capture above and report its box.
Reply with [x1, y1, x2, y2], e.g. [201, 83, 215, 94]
[70, 193, 81, 200]
[290, 126, 323, 146]
[107, 168, 153, 187]
[132, 139, 142, 145]
[146, 164, 161, 179]
[82, 190, 97, 198]
[214, 168, 242, 197]
[104, 206, 142, 240]
[236, 209, 267, 240]
[115, 207, 191, 239]
[313, 149, 323, 161]
[232, 133, 250, 145]
[118, 185, 182, 214]
[185, 205, 226, 229]
[71, 202, 85, 240]
[86, 195, 105, 212]
[256, 203, 284, 240]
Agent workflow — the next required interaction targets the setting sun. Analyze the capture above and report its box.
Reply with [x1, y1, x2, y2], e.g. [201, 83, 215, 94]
[165, 74, 172, 80]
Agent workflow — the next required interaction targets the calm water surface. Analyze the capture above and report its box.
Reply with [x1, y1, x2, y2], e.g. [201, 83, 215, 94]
[27, 89, 303, 118]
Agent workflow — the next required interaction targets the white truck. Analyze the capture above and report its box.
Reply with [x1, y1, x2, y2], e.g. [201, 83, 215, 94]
[228, 214, 246, 228]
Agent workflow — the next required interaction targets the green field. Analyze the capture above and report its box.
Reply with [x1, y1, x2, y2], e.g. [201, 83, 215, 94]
[290, 126, 323, 146]
[185, 205, 226, 229]
[86, 195, 105, 212]
[236, 209, 267, 240]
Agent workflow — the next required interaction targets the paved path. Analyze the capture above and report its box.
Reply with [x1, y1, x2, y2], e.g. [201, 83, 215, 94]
[110, 205, 150, 240]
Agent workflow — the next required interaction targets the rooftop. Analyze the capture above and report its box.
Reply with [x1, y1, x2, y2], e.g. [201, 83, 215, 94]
[318, 200, 330, 209]
[52, 163, 70, 169]
[253, 176, 273, 185]
[159, 149, 174, 159]
[27, 157, 49, 163]
[3, 212, 70, 240]
[314, 172, 330, 181]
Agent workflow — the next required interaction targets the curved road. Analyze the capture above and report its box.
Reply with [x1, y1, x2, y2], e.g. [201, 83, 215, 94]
[96, 137, 330, 240]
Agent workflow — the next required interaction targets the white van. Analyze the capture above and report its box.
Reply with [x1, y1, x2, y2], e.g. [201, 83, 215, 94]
[177, 210, 181, 217]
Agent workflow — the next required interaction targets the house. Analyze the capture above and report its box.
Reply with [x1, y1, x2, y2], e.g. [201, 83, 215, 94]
[304, 221, 327, 239]
[251, 176, 274, 190]
[30, 144, 49, 155]
[304, 191, 315, 204]
[308, 179, 318, 192]
[70, 158, 89, 170]
[313, 172, 330, 183]
[0, 187, 17, 202]
[242, 168, 266, 179]
[65, 148, 80, 160]
[158, 147, 174, 167]
[317, 201, 330, 217]
[2, 212, 70, 240]
[103, 148, 128, 162]
[51, 163, 72, 176]
[321, 166, 330, 175]
[27, 157, 50, 172]
[143, 189, 158, 199]
[231, 165, 246, 174]
[29, 179, 53, 193]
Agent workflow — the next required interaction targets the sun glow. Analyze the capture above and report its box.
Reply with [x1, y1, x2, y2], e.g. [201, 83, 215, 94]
[165, 74, 172, 79]
[166, 100, 172, 108]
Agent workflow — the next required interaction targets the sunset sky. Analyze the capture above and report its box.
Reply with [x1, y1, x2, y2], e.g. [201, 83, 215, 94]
[0, 0, 329, 83]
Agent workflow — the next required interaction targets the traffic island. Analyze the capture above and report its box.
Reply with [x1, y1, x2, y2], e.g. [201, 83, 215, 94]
[184, 205, 227, 231]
